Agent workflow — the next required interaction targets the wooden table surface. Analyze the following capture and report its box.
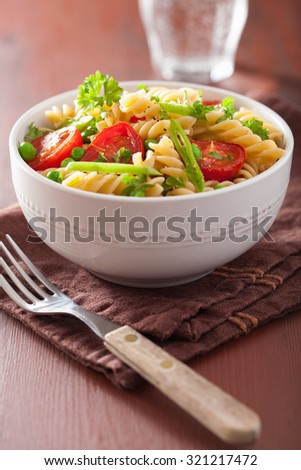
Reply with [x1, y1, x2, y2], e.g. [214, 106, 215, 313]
[1, 0, 301, 450]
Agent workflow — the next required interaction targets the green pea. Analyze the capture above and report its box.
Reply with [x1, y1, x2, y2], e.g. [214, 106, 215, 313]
[214, 184, 225, 190]
[46, 170, 63, 183]
[18, 141, 37, 161]
[60, 158, 75, 167]
[144, 139, 157, 151]
[71, 147, 85, 160]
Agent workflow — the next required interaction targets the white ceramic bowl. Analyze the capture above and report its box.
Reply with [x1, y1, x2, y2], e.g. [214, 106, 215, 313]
[9, 82, 294, 287]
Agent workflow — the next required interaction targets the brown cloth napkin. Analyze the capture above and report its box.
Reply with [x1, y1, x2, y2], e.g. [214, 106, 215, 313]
[1, 94, 301, 390]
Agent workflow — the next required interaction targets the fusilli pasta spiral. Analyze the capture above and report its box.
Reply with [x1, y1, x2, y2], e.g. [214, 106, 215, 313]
[204, 118, 285, 165]
[25, 74, 286, 198]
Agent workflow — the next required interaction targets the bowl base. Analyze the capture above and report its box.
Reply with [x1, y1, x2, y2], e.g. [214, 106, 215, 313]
[88, 269, 213, 288]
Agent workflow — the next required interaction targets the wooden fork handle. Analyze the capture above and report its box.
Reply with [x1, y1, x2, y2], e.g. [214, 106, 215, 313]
[104, 325, 261, 445]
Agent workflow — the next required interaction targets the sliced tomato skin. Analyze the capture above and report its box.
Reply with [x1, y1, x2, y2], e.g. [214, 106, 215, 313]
[28, 127, 83, 171]
[82, 122, 144, 162]
[190, 139, 246, 182]
[129, 116, 146, 123]
[202, 100, 221, 106]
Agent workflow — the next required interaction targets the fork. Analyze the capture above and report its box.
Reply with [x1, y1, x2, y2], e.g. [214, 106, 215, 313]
[0, 234, 261, 445]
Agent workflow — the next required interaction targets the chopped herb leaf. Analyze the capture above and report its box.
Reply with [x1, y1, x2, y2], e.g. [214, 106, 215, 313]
[222, 96, 236, 119]
[77, 71, 123, 109]
[81, 122, 99, 143]
[160, 108, 169, 119]
[24, 123, 49, 141]
[144, 138, 157, 151]
[162, 176, 186, 195]
[191, 100, 215, 119]
[94, 152, 108, 162]
[242, 118, 269, 140]
[216, 96, 236, 123]
[113, 147, 132, 163]
[138, 84, 149, 92]
[150, 95, 160, 103]
[121, 174, 152, 197]
[57, 114, 94, 131]
[209, 151, 224, 160]
[208, 151, 233, 162]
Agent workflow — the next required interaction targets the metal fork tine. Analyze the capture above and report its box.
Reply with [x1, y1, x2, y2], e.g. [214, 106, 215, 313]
[1, 257, 39, 303]
[5, 235, 60, 295]
[0, 274, 34, 311]
[1, 241, 48, 298]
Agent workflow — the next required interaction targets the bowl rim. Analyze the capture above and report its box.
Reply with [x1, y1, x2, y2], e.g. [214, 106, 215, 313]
[9, 80, 294, 204]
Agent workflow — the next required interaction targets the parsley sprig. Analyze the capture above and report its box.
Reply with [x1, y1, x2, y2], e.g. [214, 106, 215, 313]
[77, 71, 123, 109]
[221, 96, 236, 119]
[242, 118, 269, 140]
[24, 123, 50, 141]
[216, 96, 236, 123]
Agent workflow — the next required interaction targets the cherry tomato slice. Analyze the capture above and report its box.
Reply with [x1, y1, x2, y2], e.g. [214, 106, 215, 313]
[190, 139, 246, 182]
[82, 122, 144, 162]
[29, 127, 84, 171]
[202, 100, 221, 106]
[129, 116, 146, 123]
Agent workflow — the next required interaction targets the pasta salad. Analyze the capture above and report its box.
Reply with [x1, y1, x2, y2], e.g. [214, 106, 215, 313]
[18, 72, 285, 197]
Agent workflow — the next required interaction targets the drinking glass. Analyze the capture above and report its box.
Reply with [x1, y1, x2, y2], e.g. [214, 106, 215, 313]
[139, 0, 249, 83]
